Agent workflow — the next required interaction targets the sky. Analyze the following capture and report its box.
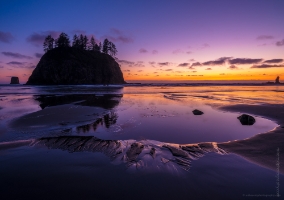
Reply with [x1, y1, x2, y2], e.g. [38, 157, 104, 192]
[0, 0, 284, 84]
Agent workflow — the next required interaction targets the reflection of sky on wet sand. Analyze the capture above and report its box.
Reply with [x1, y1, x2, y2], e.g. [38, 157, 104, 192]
[74, 94, 276, 143]
[0, 85, 282, 143]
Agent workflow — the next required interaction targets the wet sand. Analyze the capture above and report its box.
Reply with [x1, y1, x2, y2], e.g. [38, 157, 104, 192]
[218, 104, 284, 174]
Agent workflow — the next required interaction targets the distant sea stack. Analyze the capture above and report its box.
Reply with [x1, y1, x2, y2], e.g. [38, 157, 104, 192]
[275, 76, 280, 84]
[10, 77, 19, 84]
[26, 47, 126, 85]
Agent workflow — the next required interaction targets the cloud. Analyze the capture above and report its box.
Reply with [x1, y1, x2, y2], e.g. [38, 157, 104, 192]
[158, 62, 170, 66]
[0, 31, 15, 43]
[229, 58, 262, 65]
[202, 57, 230, 66]
[228, 65, 238, 70]
[189, 59, 195, 62]
[27, 31, 61, 46]
[191, 62, 202, 67]
[72, 29, 86, 35]
[117, 59, 135, 65]
[276, 39, 284, 46]
[2, 52, 33, 59]
[178, 63, 189, 67]
[149, 62, 156, 65]
[7, 61, 25, 65]
[0, 66, 4, 68]
[256, 35, 274, 40]
[186, 51, 192, 54]
[205, 68, 212, 70]
[6, 61, 36, 69]
[192, 71, 197, 73]
[251, 64, 284, 69]
[219, 73, 225, 75]
[103, 28, 134, 43]
[139, 48, 148, 53]
[35, 53, 43, 58]
[152, 50, 158, 54]
[164, 69, 172, 71]
[263, 59, 283, 63]
[172, 49, 183, 54]
[200, 43, 210, 49]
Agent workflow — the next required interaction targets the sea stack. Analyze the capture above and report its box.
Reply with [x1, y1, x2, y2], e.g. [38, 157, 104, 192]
[26, 47, 125, 85]
[275, 76, 280, 84]
[10, 77, 19, 84]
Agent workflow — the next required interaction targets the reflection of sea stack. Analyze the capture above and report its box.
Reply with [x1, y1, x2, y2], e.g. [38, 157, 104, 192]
[10, 77, 19, 84]
[275, 76, 280, 84]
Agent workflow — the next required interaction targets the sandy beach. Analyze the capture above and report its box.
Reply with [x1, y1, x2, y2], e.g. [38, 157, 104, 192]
[218, 103, 284, 174]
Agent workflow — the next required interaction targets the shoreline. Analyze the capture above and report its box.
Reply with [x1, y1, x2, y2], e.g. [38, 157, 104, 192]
[217, 103, 284, 174]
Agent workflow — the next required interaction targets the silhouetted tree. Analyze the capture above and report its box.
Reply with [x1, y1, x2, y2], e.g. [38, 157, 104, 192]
[102, 39, 117, 57]
[72, 34, 80, 48]
[102, 39, 109, 54]
[79, 34, 84, 49]
[83, 35, 88, 50]
[43, 35, 54, 52]
[55, 33, 70, 48]
[98, 42, 102, 52]
[88, 36, 101, 51]
[109, 42, 117, 57]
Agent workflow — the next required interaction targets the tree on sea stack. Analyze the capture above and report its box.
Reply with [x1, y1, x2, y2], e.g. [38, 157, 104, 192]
[88, 36, 100, 51]
[102, 39, 117, 57]
[55, 33, 70, 48]
[43, 35, 54, 52]
[72, 34, 80, 48]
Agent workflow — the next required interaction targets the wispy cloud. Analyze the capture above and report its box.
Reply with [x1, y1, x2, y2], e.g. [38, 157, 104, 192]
[6, 61, 35, 69]
[0, 31, 15, 43]
[256, 35, 274, 40]
[7, 61, 25, 65]
[263, 59, 283, 63]
[102, 28, 134, 43]
[276, 39, 284, 46]
[251, 64, 284, 69]
[172, 49, 183, 54]
[117, 59, 135, 65]
[205, 68, 212, 70]
[177, 63, 189, 67]
[139, 48, 148, 53]
[191, 62, 202, 67]
[152, 50, 158, 54]
[228, 65, 238, 70]
[2, 52, 33, 59]
[158, 62, 170, 66]
[35, 53, 43, 58]
[229, 58, 262, 65]
[27, 31, 61, 46]
[202, 57, 231, 66]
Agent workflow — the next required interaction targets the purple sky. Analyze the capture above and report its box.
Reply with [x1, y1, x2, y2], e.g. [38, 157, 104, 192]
[0, 0, 284, 83]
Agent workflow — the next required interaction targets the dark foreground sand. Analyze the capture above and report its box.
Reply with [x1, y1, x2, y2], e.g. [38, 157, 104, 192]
[218, 104, 284, 174]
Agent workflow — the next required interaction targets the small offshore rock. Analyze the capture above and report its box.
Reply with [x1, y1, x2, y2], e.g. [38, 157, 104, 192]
[237, 114, 256, 125]
[192, 109, 204, 115]
[10, 77, 19, 84]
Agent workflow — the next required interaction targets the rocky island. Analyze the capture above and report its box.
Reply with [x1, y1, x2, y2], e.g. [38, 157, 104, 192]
[26, 33, 125, 85]
[10, 77, 19, 84]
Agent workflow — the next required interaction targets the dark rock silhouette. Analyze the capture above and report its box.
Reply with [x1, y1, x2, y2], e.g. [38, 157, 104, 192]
[237, 114, 255, 125]
[10, 77, 19, 84]
[275, 76, 280, 84]
[192, 109, 204, 115]
[26, 47, 126, 85]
